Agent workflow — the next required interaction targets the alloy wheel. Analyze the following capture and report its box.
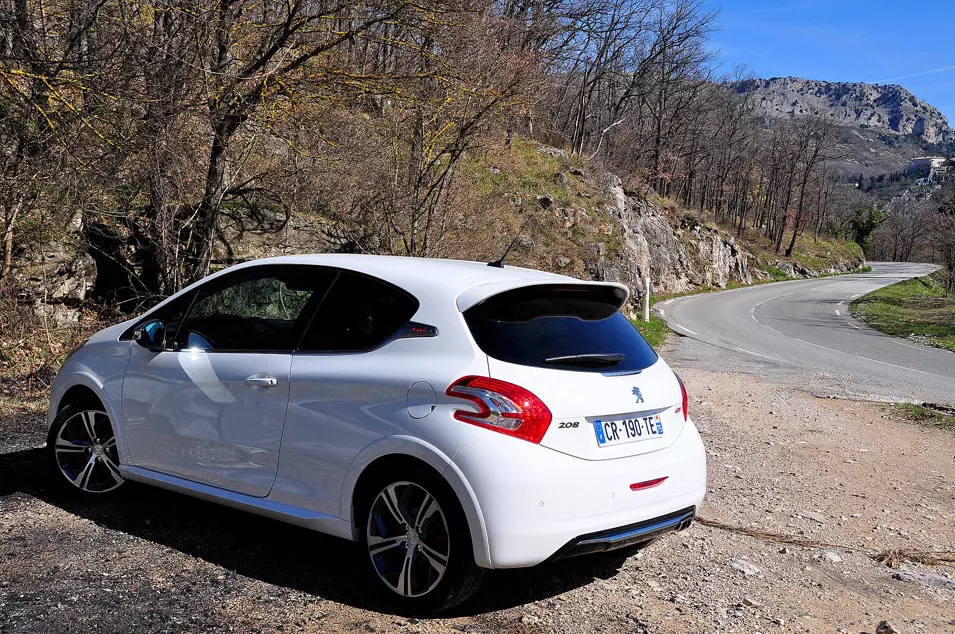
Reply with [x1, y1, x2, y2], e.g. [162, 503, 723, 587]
[53, 410, 124, 493]
[366, 481, 450, 598]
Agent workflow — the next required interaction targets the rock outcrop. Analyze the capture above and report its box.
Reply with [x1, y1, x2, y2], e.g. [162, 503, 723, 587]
[597, 176, 753, 297]
[600, 176, 693, 294]
[735, 77, 954, 144]
[685, 220, 753, 288]
[11, 240, 96, 325]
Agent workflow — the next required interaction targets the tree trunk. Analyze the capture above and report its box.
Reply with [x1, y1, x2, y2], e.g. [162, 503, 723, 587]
[193, 120, 235, 280]
[0, 199, 22, 287]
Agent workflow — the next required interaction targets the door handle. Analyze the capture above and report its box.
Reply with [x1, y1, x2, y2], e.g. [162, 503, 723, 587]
[245, 374, 278, 389]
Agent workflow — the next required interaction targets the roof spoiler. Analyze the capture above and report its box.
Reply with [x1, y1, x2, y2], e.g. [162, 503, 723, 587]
[456, 280, 631, 313]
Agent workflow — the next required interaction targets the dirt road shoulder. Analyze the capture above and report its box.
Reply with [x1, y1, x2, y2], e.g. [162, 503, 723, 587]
[1, 371, 953, 633]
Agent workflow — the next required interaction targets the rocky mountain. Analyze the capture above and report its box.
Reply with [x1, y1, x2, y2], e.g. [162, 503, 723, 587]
[735, 77, 954, 144]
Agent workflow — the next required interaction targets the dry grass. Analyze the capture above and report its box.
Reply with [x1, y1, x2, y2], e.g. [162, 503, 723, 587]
[0, 298, 113, 398]
[451, 138, 618, 276]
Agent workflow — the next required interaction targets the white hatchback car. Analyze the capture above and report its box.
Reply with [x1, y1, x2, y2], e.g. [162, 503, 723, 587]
[47, 254, 706, 610]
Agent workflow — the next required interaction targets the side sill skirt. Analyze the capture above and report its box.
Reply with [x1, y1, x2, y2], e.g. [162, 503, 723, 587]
[119, 466, 354, 541]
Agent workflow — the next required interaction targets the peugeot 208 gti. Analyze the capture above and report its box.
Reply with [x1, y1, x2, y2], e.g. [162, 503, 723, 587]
[47, 254, 706, 610]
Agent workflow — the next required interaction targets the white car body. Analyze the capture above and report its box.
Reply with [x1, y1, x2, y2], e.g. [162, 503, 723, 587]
[48, 254, 705, 578]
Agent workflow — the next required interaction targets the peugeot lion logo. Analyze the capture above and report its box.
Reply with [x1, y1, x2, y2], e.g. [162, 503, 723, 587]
[632, 387, 644, 403]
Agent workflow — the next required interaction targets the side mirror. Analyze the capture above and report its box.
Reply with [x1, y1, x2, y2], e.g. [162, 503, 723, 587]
[133, 319, 166, 352]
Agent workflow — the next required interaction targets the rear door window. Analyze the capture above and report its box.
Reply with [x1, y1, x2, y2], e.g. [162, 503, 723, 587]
[464, 284, 658, 373]
[299, 270, 419, 353]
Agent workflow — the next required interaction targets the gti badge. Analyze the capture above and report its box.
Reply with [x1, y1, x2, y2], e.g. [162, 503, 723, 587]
[632, 387, 644, 403]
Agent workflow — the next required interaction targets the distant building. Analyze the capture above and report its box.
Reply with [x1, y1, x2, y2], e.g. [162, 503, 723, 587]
[907, 156, 951, 184]
[907, 157, 947, 174]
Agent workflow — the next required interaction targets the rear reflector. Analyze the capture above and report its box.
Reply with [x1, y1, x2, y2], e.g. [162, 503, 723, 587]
[630, 477, 668, 491]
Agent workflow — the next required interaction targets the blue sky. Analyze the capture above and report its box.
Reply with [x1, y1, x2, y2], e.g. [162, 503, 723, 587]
[705, 0, 955, 123]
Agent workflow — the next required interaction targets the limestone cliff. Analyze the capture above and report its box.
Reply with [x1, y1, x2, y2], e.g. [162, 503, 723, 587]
[735, 77, 954, 144]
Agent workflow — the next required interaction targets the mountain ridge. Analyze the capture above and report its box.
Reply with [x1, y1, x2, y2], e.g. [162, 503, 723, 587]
[735, 76, 954, 145]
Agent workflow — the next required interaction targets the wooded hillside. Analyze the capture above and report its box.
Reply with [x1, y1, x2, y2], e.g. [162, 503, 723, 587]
[1, 1, 890, 303]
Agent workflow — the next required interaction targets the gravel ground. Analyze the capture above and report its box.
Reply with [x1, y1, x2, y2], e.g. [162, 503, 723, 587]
[1, 369, 953, 634]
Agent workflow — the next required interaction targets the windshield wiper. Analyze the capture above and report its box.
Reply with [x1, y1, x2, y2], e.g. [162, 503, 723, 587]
[543, 353, 625, 367]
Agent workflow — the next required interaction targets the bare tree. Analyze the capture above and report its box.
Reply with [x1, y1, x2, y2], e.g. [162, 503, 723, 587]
[935, 180, 955, 294]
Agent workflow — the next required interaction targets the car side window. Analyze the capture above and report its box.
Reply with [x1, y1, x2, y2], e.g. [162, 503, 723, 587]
[299, 270, 419, 353]
[173, 266, 335, 352]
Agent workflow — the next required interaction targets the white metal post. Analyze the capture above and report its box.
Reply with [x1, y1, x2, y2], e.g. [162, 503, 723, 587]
[643, 276, 651, 323]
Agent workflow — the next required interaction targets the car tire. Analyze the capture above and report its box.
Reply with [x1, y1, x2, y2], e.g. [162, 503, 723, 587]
[47, 399, 125, 495]
[358, 464, 484, 613]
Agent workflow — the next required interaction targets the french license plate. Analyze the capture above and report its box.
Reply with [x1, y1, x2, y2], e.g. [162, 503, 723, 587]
[593, 414, 664, 447]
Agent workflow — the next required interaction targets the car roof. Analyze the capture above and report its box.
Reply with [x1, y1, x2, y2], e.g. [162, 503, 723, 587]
[159, 254, 630, 314]
[242, 254, 629, 310]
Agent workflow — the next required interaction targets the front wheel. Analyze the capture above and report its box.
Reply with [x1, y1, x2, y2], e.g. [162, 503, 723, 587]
[360, 470, 483, 612]
[47, 402, 124, 494]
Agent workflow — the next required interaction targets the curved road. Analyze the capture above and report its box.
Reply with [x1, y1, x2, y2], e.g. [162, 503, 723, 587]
[659, 262, 955, 406]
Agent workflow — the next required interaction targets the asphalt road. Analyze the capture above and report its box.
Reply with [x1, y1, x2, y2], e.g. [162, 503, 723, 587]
[659, 262, 955, 407]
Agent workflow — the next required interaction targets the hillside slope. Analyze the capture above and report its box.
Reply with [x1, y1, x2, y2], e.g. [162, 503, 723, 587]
[14, 142, 864, 322]
[3, 140, 865, 393]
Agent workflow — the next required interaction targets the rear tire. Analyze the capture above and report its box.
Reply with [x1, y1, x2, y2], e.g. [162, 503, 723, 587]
[47, 399, 124, 495]
[357, 464, 484, 613]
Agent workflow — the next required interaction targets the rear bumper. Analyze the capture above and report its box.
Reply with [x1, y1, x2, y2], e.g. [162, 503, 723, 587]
[451, 416, 706, 568]
[551, 506, 695, 560]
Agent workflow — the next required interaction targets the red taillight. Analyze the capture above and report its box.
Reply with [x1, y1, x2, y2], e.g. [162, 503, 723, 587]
[675, 373, 688, 421]
[446, 376, 552, 444]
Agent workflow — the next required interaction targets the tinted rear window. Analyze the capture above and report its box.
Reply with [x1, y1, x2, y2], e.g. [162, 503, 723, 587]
[463, 284, 658, 373]
[299, 270, 419, 353]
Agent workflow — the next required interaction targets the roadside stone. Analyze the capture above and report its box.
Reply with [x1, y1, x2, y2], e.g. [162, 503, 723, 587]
[742, 596, 761, 608]
[876, 620, 900, 634]
[646, 579, 663, 592]
[893, 564, 955, 590]
[799, 511, 827, 524]
[814, 550, 842, 564]
[730, 559, 761, 576]
[537, 144, 567, 158]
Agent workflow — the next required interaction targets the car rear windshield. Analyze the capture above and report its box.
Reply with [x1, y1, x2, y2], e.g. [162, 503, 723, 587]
[463, 284, 658, 373]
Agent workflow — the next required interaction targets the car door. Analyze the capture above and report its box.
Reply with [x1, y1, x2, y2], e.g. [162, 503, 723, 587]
[270, 270, 425, 516]
[121, 264, 336, 497]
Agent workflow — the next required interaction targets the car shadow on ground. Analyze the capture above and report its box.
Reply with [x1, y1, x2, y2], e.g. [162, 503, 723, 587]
[0, 446, 632, 617]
